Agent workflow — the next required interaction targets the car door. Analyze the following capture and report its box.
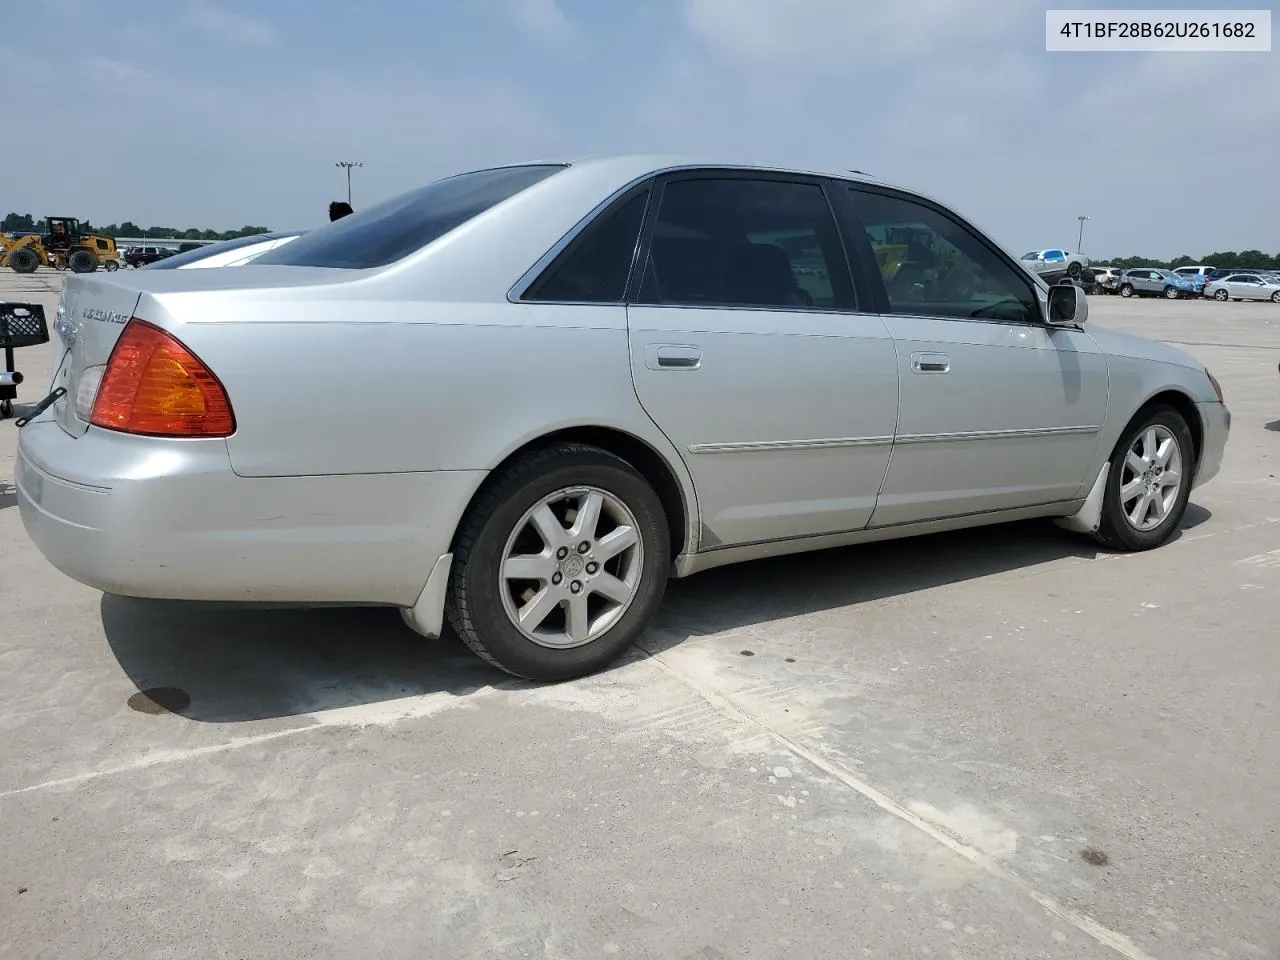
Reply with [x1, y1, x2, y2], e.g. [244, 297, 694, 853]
[840, 185, 1109, 526]
[625, 171, 899, 548]
[1233, 274, 1264, 300]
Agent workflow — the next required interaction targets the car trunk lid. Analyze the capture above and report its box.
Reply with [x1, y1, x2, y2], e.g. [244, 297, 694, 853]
[52, 274, 144, 437]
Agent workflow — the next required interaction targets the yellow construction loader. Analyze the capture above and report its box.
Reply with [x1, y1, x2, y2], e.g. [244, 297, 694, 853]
[1, 217, 120, 274]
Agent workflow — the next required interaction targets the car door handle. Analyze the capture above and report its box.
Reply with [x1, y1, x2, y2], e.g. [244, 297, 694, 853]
[910, 352, 951, 374]
[648, 344, 702, 370]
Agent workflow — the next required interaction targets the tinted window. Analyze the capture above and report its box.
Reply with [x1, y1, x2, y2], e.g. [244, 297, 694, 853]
[851, 189, 1038, 324]
[635, 177, 850, 310]
[1045, 249, 1065, 261]
[145, 233, 285, 270]
[254, 164, 566, 269]
[523, 189, 649, 302]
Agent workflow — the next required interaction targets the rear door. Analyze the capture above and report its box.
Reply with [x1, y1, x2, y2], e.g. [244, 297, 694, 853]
[626, 171, 899, 548]
[840, 184, 1108, 525]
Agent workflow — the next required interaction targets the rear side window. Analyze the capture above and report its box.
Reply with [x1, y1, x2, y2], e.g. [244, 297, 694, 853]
[523, 189, 650, 302]
[634, 177, 852, 310]
[255, 164, 567, 269]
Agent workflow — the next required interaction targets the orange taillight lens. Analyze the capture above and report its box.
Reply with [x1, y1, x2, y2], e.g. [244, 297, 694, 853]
[90, 319, 235, 437]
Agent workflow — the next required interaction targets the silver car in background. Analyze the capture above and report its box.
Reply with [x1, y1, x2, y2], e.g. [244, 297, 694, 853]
[16, 156, 1230, 681]
[1204, 272, 1280, 302]
[1019, 248, 1089, 279]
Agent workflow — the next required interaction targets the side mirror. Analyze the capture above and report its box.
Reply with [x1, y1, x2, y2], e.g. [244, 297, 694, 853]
[1046, 282, 1088, 327]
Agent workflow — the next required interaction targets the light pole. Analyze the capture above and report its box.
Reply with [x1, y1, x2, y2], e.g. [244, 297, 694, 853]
[335, 161, 363, 205]
[1076, 215, 1091, 252]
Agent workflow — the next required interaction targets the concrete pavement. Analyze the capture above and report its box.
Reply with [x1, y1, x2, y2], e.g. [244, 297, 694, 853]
[2, 270, 1278, 959]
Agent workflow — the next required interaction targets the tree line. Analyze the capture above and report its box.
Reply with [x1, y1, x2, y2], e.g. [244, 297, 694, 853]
[1100, 250, 1280, 270]
[2, 212, 270, 242]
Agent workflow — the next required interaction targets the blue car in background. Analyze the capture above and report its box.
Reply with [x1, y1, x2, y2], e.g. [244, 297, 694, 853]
[1118, 268, 1200, 299]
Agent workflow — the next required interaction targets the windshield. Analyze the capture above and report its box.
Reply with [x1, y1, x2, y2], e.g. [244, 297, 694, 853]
[144, 233, 286, 269]
[252, 164, 568, 269]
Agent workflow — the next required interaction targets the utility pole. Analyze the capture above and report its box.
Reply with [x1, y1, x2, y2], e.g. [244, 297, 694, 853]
[335, 161, 363, 205]
[1077, 215, 1091, 252]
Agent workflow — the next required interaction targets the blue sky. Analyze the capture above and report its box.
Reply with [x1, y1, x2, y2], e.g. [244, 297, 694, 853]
[3, 0, 1277, 257]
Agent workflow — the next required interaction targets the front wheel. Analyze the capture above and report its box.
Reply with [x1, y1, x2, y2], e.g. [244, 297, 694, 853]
[446, 443, 671, 681]
[1271, 291, 1280, 303]
[1092, 406, 1194, 552]
[1119, 284, 1134, 297]
[104, 260, 119, 272]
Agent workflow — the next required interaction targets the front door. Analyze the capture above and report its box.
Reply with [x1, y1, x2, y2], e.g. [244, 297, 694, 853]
[626, 173, 900, 549]
[842, 186, 1109, 526]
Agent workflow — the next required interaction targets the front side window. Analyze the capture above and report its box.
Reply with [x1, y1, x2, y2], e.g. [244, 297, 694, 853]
[851, 188, 1038, 324]
[634, 177, 851, 310]
[522, 189, 649, 302]
[254, 164, 567, 269]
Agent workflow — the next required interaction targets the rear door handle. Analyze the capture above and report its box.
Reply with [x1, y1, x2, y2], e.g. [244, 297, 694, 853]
[648, 344, 702, 371]
[910, 352, 951, 374]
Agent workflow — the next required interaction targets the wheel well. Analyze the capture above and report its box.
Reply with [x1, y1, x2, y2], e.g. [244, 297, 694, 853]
[451, 427, 690, 557]
[1136, 390, 1203, 464]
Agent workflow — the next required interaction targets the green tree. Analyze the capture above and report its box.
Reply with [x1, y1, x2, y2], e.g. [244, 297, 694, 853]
[2, 212, 37, 232]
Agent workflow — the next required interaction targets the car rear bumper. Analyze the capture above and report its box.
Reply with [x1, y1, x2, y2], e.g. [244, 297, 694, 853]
[15, 420, 482, 606]
[1193, 400, 1229, 491]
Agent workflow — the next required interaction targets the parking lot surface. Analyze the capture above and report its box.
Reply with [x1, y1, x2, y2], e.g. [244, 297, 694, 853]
[2, 270, 1278, 960]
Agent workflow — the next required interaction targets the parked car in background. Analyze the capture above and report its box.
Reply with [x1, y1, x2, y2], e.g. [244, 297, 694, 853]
[1171, 266, 1212, 293]
[1118, 268, 1198, 299]
[142, 231, 304, 270]
[16, 155, 1230, 682]
[1091, 266, 1123, 293]
[123, 246, 176, 268]
[1203, 273, 1280, 302]
[1020, 248, 1090, 279]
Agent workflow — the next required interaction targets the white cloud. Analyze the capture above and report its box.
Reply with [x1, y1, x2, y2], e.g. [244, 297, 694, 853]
[185, 1, 277, 48]
[682, 0, 1017, 73]
[508, 0, 584, 43]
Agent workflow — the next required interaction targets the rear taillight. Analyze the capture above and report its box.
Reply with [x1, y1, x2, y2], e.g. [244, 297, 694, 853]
[90, 318, 235, 437]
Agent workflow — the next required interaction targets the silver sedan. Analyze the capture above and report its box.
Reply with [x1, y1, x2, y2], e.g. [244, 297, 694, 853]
[16, 156, 1230, 681]
[1204, 273, 1280, 302]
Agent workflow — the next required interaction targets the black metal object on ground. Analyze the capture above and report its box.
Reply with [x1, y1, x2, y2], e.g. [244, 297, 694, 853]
[0, 302, 50, 419]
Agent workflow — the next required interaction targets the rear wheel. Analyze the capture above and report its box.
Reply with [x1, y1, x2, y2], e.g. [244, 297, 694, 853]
[7, 248, 39, 273]
[446, 443, 671, 681]
[104, 259, 119, 272]
[1067, 261, 1082, 279]
[1214, 288, 1228, 301]
[68, 249, 98, 273]
[1119, 283, 1134, 297]
[1092, 406, 1194, 552]
[1163, 285, 1180, 299]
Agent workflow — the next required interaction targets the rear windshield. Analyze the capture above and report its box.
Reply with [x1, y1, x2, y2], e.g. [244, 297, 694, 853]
[144, 233, 284, 269]
[253, 164, 568, 269]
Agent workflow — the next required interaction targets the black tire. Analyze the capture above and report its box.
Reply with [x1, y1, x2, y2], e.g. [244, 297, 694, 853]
[7, 248, 39, 274]
[68, 249, 98, 273]
[1271, 291, 1280, 303]
[1067, 261, 1082, 279]
[1119, 284, 1134, 298]
[446, 443, 671, 682]
[1092, 405, 1195, 552]
[104, 259, 119, 272]
[1163, 285, 1180, 299]
[1214, 289, 1228, 301]
[0, 399, 12, 419]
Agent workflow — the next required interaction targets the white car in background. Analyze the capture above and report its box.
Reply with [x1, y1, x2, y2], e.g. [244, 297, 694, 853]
[1019, 248, 1090, 279]
[141, 232, 304, 270]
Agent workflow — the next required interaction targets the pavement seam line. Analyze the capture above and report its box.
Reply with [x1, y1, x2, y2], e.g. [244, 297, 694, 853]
[645, 652, 1160, 960]
[0, 726, 315, 801]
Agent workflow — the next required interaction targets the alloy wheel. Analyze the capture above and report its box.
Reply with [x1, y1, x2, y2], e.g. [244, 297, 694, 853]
[498, 486, 644, 649]
[1118, 425, 1183, 532]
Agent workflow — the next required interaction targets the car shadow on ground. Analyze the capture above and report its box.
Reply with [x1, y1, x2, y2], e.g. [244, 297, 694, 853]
[100, 509, 1212, 725]
[0, 482, 15, 511]
[1265, 420, 1280, 433]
